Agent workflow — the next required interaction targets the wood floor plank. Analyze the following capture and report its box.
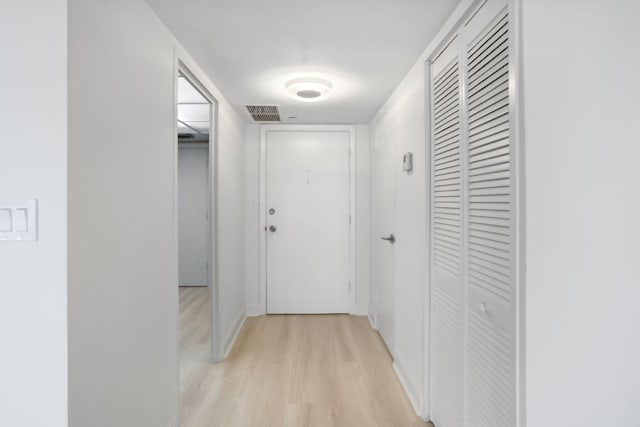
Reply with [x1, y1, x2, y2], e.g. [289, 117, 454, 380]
[179, 288, 432, 427]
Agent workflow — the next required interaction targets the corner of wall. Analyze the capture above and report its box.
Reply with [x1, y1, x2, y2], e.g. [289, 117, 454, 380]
[355, 304, 370, 316]
[223, 307, 247, 358]
[243, 124, 262, 313]
[245, 304, 265, 317]
[393, 356, 422, 417]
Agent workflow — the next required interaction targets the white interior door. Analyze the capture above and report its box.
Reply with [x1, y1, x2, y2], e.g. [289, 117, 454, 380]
[370, 124, 396, 350]
[266, 131, 350, 314]
[178, 145, 209, 287]
[463, 7, 516, 426]
[430, 36, 464, 427]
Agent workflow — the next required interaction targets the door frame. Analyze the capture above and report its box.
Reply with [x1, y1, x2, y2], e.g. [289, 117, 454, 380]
[258, 124, 357, 315]
[173, 54, 222, 363]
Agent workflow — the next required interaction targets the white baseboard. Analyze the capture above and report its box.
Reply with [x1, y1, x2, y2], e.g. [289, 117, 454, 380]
[367, 313, 377, 330]
[245, 303, 265, 316]
[223, 308, 246, 358]
[393, 353, 422, 418]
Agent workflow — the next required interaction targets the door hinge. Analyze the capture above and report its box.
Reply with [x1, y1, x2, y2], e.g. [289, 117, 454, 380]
[349, 215, 352, 224]
[348, 282, 352, 291]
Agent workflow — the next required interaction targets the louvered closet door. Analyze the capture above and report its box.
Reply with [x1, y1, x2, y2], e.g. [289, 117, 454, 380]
[429, 1, 517, 426]
[463, 7, 516, 427]
[430, 38, 464, 427]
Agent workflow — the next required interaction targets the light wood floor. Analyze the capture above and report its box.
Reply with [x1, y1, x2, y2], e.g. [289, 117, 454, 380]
[179, 287, 212, 396]
[179, 287, 431, 427]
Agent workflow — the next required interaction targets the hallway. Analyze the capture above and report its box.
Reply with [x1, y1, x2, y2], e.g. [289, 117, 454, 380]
[180, 288, 429, 427]
[4, 1, 640, 426]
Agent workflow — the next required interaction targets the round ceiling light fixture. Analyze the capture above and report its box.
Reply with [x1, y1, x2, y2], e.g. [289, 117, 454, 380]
[285, 77, 333, 102]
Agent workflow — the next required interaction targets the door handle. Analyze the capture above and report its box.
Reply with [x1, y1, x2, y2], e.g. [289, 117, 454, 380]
[269, 225, 277, 232]
[381, 234, 395, 244]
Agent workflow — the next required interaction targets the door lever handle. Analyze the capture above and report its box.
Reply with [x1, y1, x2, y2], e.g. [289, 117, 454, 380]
[381, 234, 395, 244]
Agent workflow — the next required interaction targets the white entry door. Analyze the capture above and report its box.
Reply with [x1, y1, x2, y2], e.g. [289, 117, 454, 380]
[266, 131, 350, 314]
[370, 122, 396, 349]
[178, 145, 209, 287]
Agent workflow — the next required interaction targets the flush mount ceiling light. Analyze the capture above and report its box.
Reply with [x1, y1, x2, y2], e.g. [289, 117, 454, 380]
[285, 77, 333, 102]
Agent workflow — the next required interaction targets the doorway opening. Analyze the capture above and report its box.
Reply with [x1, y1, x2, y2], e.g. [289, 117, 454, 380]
[175, 65, 220, 403]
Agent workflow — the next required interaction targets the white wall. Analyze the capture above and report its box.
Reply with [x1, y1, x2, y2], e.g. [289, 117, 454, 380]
[0, 2, 68, 426]
[367, 0, 497, 417]
[178, 146, 209, 287]
[243, 124, 370, 315]
[176, 45, 247, 360]
[244, 124, 262, 314]
[369, 61, 428, 413]
[68, 1, 245, 426]
[355, 124, 371, 313]
[522, 1, 640, 425]
[68, 2, 178, 425]
[216, 98, 247, 356]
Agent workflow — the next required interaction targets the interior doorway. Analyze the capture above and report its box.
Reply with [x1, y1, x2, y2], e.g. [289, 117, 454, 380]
[175, 64, 220, 402]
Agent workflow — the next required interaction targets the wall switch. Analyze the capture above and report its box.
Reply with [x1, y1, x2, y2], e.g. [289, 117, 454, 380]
[0, 200, 37, 241]
[15, 208, 28, 232]
[0, 209, 11, 232]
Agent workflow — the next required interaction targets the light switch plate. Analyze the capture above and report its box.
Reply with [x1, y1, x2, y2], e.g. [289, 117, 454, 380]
[0, 199, 38, 241]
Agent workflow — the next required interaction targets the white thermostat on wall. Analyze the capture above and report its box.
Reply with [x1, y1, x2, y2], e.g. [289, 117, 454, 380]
[402, 152, 413, 172]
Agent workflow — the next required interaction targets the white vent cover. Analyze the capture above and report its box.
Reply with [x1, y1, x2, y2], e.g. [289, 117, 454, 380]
[245, 105, 281, 122]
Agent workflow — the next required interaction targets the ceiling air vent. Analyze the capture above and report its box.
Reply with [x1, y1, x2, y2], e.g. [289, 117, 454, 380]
[245, 105, 281, 122]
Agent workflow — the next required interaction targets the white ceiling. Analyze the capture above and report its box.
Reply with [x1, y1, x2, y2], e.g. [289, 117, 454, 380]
[147, 0, 460, 124]
[177, 75, 211, 139]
